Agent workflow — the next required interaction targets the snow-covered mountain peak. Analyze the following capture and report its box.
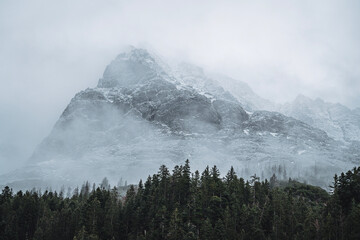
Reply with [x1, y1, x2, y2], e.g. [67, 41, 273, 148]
[314, 97, 325, 104]
[97, 47, 171, 88]
[281, 94, 360, 142]
[354, 108, 360, 116]
[115, 47, 169, 70]
[176, 62, 205, 78]
[293, 94, 313, 104]
[97, 48, 277, 111]
[1, 48, 359, 190]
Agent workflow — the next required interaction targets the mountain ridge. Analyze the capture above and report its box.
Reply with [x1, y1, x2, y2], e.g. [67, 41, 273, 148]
[1, 47, 358, 190]
[280, 94, 360, 142]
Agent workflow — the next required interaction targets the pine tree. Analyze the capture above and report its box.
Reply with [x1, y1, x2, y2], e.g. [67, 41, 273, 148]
[200, 218, 213, 240]
[214, 219, 226, 240]
[167, 208, 184, 240]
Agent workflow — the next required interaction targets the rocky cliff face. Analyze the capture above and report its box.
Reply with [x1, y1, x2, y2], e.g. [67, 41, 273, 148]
[1, 48, 359, 189]
[280, 94, 360, 142]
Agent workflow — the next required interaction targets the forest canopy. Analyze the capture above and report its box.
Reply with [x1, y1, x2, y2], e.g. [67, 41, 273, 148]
[1, 160, 360, 240]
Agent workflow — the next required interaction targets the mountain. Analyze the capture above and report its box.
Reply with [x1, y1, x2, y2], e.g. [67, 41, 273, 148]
[171, 62, 277, 111]
[184, 68, 360, 144]
[280, 94, 360, 142]
[1, 47, 358, 189]
[207, 73, 278, 112]
[353, 107, 360, 117]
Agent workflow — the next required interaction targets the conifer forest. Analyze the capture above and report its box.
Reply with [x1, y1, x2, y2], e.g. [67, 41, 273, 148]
[1, 160, 360, 240]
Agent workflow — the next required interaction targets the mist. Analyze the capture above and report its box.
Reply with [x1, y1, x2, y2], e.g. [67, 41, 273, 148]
[1, 0, 360, 176]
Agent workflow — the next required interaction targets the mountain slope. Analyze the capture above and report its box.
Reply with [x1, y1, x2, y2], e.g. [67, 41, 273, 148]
[280, 94, 360, 142]
[208, 73, 278, 111]
[1, 48, 358, 189]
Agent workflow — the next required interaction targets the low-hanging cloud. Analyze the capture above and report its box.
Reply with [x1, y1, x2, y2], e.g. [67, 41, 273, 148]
[0, 0, 359, 173]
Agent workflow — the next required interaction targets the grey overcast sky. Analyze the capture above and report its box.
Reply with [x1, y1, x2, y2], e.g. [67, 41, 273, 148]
[0, 0, 359, 173]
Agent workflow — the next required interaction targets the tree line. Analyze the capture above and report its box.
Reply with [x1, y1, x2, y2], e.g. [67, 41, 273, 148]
[1, 160, 360, 240]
